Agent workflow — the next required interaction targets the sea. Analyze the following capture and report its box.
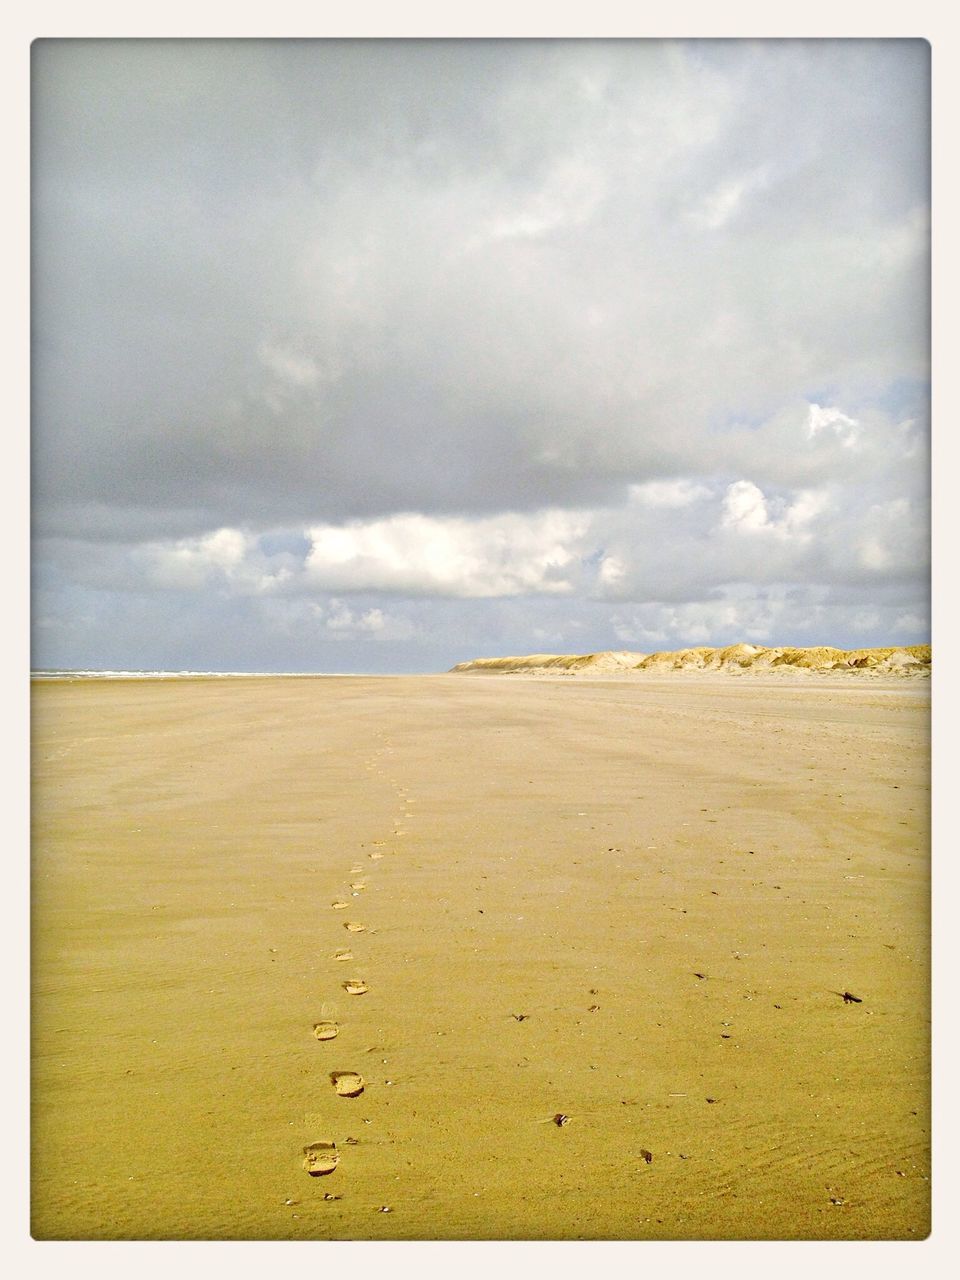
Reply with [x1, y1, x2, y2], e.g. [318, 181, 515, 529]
[29, 669, 371, 680]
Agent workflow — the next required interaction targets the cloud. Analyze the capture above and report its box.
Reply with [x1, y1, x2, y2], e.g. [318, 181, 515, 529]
[304, 510, 588, 597]
[629, 479, 712, 508]
[32, 40, 929, 540]
[807, 403, 860, 447]
[135, 528, 293, 594]
[29, 39, 930, 669]
[472, 155, 607, 245]
[722, 480, 771, 533]
[721, 480, 826, 540]
[258, 342, 328, 391]
[686, 166, 770, 230]
[314, 600, 411, 640]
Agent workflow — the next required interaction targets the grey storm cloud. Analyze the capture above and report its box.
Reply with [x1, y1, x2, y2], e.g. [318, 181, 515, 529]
[31, 38, 930, 671]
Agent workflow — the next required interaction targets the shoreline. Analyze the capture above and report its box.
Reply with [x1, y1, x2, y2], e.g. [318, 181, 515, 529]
[31, 668, 932, 686]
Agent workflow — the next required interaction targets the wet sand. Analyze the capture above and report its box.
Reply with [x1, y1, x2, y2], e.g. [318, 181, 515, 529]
[31, 675, 930, 1240]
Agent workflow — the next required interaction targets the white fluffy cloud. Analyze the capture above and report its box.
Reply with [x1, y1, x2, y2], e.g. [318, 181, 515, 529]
[807, 403, 860, 447]
[136, 528, 293, 594]
[312, 600, 412, 640]
[304, 510, 589, 598]
[721, 480, 826, 540]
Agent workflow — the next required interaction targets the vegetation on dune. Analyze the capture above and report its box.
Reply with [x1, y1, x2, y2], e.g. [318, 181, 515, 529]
[452, 644, 931, 676]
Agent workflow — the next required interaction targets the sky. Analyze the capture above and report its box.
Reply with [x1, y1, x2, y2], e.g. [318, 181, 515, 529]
[31, 37, 930, 673]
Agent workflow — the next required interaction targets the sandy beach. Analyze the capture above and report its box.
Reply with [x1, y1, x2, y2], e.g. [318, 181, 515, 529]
[31, 674, 930, 1240]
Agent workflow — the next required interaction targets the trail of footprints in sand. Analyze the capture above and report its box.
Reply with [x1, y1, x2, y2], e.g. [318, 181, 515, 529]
[302, 734, 412, 1205]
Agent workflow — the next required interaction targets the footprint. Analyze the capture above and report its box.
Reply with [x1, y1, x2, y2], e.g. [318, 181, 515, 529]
[350, 882, 367, 892]
[343, 980, 369, 995]
[331, 901, 349, 910]
[344, 921, 366, 933]
[313, 1022, 339, 1041]
[331, 1071, 365, 1098]
[368, 852, 384, 861]
[333, 949, 353, 962]
[303, 1141, 339, 1175]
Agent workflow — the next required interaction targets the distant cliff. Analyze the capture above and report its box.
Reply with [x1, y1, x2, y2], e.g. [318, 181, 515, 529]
[450, 643, 931, 677]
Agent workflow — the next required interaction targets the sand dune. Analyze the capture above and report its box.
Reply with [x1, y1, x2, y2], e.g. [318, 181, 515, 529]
[450, 650, 647, 675]
[451, 643, 931, 677]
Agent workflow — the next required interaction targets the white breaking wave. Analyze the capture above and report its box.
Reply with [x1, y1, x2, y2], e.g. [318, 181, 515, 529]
[29, 669, 382, 680]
